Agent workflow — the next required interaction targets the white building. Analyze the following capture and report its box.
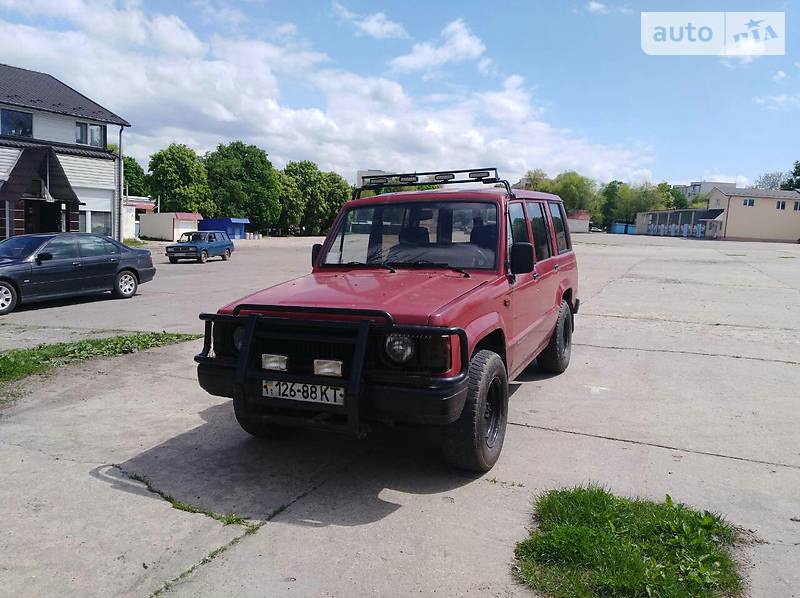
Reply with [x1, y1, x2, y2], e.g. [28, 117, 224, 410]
[0, 64, 129, 240]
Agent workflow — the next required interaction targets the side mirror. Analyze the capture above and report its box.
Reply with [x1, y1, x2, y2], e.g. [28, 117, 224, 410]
[36, 252, 53, 263]
[311, 243, 323, 267]
[510, 243, 534, 274]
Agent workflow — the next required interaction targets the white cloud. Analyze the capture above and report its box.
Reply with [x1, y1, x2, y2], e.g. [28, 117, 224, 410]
[772, 70, 787, 82]
[390, 19, 485, 72]
[332, 2, 407, 39]
[274, 23, 298, 38]
[586, 2, 609, 14]
[149, 15, 206, 56]
[755, 93, 800, 110]
[701, 171, 751, 188]
[0, 7, 652, 184]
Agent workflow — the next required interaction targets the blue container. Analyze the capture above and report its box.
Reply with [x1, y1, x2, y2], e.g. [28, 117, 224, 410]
[198, 217, 250, 240]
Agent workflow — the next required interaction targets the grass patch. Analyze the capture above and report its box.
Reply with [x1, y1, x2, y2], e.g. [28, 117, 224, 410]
[123, 238, 147, 247]
[515, 485, 742, 598]
[0, 332, 200, 384]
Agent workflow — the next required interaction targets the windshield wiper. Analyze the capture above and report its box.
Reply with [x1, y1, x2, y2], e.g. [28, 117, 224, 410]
[342, 261, 396, 273]
[385, 261, 471, 278]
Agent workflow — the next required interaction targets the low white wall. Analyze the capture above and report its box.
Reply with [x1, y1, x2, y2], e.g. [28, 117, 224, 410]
[568, 218, 590, 233]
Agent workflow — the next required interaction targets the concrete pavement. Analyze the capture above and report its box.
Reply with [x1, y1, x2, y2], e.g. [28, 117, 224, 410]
[1, 234, 799, 597]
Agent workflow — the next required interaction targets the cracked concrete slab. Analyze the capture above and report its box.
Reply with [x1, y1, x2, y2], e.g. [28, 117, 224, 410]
[2, 234, 799, 597]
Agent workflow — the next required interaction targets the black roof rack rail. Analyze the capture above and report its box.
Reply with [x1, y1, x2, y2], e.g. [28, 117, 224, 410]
[353, 168, 515, 200]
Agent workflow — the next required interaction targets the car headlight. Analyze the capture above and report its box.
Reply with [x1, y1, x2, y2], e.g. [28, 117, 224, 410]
[384, 333, 415, 364]
[232, 326, 246, 352]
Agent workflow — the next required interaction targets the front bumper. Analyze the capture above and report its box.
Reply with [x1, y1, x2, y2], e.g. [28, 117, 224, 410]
[194, 304, 469, 435]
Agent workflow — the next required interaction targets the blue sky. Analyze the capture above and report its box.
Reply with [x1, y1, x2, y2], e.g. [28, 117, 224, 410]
[0, 0, 797, 185]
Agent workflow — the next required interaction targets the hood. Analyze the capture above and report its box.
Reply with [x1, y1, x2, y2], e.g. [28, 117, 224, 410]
[221, 270, 493, 324]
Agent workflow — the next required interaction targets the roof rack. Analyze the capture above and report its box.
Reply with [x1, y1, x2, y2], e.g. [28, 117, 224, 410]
[353, 168, 515, 200]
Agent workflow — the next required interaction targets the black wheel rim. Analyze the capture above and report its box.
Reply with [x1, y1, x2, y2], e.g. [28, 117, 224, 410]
[483, 377, 503, 448]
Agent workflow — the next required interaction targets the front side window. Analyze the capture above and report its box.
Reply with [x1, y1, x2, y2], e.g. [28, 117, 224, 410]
[1, 108, 33, 137]
[90, 211, 111, 236]
[78, 236, 118, 257]
[89, 124, 106, 148]
[527, 201, 553, 260]
[76, 122, 88, 144]
[42, 236, 79, 260]
[548, 202, 571, 254]
[0, 236, 48, 259]
[179, 232, 207, 243]
[507, 203, 529, 249]
[322, 201, 499, 270]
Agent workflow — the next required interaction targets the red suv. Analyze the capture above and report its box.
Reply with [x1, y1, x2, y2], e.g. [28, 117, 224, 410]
[196, 169, 578, 471]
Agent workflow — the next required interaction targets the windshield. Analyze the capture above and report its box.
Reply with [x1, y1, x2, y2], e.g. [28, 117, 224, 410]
[0, 236, 48, 259]
[322, 201, 499, 270]
[179, 232, 206, 243]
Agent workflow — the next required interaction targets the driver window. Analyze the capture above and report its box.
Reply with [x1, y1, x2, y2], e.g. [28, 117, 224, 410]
[42, 236, 79, 260]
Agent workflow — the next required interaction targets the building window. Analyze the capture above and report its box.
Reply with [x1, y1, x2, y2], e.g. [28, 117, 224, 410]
[776, 200, 786, 210]
[22, 178, 44, 198]
[79, 211, 87, 232]
[794, 201, 800, 211]
[76, 122, 87, 144]
[742, 198, 755, 207]
[89, 124, 106, 148]
[1, 108, 33, 137]
[90, 211, 111, 236]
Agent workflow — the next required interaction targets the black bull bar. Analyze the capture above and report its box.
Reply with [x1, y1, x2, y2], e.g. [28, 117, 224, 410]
[195, 305, 469, 437]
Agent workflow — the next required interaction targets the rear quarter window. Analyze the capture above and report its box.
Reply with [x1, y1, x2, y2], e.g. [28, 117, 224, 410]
[548, 202, 571, 254]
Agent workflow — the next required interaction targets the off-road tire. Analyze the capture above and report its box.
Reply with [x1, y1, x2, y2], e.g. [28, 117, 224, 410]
[112, 270, 138, 299]
[169, 256, 178, 264]
[442, 349, 508, 472]
[0, 280, 18, 315]
[222, 248, 231, 261]
[538, 300, 572, 373]
[198, 250, 208, 264]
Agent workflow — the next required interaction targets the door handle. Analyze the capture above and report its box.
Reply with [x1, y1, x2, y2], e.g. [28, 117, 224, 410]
[553, 264, 560, 271]
[72, 261, 82, 269]
[109, 258, 119, 263]
[533, 272, 539, 281]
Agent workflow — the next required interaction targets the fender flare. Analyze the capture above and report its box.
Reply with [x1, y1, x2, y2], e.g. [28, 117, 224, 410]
[463, 311, 504, 358]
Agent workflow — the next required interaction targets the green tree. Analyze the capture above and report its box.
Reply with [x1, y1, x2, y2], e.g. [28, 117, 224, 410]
[275, 170, 305, 233]
[204, 141, 280, 231]
[669, 187, 689, 209]
[285, 161, 327, 235]
[600, 180, 625, 228]
[689, 192, 709, 209]
[754, 171, 787, 190]
[547, 171, 597, 213]
[321, 171, 352, 231]
[148, 144, 215, 215]
[518, 168, 550, 191]
[780, 161, 800, 190]
[122, 156, 150, 197]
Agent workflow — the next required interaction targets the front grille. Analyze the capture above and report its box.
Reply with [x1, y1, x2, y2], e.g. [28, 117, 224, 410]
[249, 327, 359, 378]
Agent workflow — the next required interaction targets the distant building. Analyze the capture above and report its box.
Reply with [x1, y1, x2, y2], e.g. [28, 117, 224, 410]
[0, 63, 129, 241]
[635, 187, 800, 242]
[673, 181, 737, 203]
[356, 170, 388, 187]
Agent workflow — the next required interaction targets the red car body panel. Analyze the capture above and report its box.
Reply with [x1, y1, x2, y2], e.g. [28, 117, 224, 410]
[219, 187, 579, 381]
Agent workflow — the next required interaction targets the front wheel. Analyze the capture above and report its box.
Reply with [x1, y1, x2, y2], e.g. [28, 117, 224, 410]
[442, 349, 508, 472]
[0, 281, 18, 315]
[538, 300, 572, 373]
[198, 250, 208, 264]
[113, 271, 138, 299]
[168, 256, 178, 264]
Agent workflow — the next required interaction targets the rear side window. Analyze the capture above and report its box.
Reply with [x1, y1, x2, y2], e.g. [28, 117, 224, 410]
[526, 201, 553, 260]
[548, 202, 571, 254]
[43, 236, 79, 259]
[78, 236, 118, 257]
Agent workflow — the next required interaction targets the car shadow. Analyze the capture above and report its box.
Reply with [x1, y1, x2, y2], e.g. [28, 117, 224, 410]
[91, 402, 475, 527]
[14, 292, 113, 312]
[513, 359, 563, 382]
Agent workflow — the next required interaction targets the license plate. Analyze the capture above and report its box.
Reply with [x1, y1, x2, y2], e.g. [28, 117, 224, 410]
[262, 380, 345, 406]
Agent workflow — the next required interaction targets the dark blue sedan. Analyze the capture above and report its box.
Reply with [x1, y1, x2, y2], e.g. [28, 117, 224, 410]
[0, 233, 156, 315]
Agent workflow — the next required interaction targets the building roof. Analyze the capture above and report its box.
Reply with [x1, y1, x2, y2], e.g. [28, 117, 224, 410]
[711, 186, 800, 199]
[173, 212, 203, 220]
[204, 217, 250, 224]
[0, 63, 130, 127]
[698, 209, 725, 221]
[0, 136, 116, 160]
